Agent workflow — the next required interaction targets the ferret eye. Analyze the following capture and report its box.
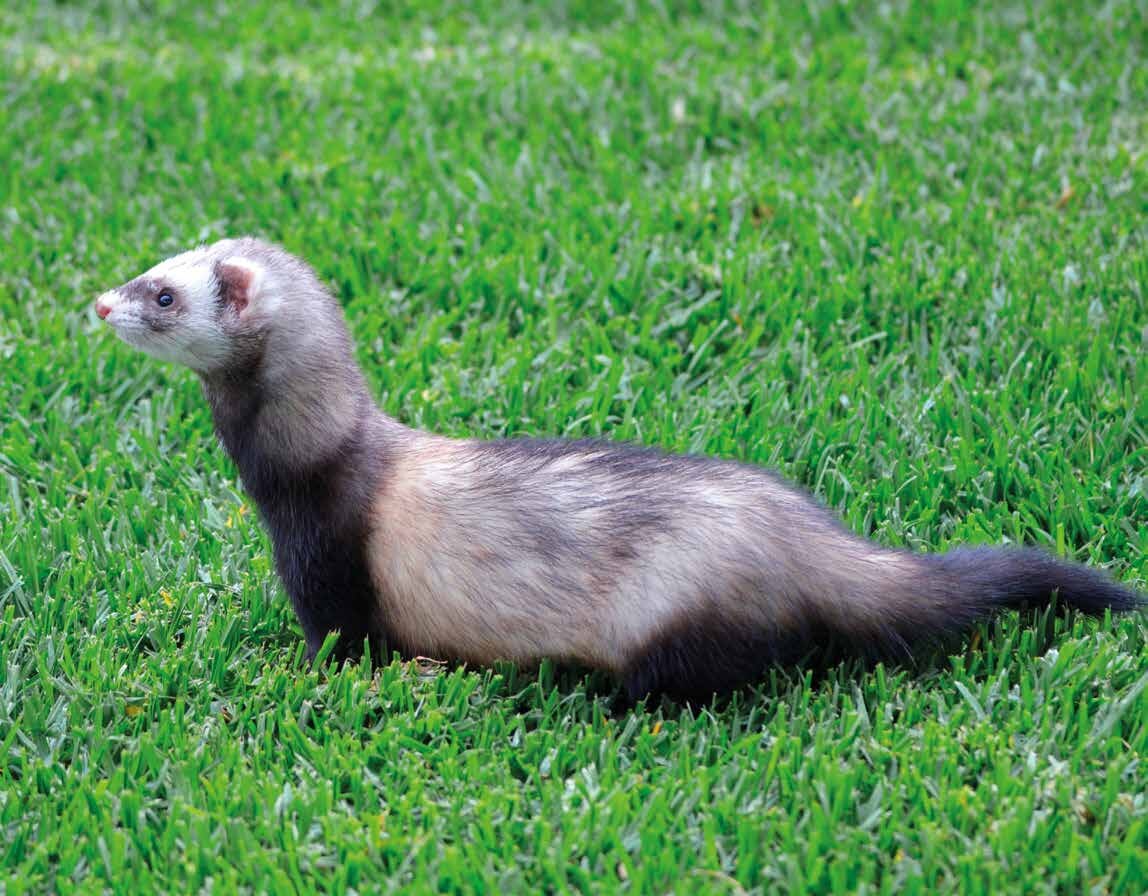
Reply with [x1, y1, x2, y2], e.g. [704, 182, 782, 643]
[157, 292, 174, 308]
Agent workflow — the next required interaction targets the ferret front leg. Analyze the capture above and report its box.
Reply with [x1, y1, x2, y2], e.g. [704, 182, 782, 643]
[281, 571, 382, 666]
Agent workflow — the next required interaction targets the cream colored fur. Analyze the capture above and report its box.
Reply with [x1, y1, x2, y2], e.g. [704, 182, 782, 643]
[367, 431, 922, 670]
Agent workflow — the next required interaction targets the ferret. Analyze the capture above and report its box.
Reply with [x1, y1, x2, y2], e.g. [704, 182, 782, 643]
[94, 237, 1144, 703]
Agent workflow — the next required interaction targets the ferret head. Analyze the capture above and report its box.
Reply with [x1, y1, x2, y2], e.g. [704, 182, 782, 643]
[94, 237, 308, 374]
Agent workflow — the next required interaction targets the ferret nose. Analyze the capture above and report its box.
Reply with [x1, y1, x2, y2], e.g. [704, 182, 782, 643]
[95, 297, 112, 319]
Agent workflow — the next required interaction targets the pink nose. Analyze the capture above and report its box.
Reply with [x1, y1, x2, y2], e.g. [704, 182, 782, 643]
[95, 298, 112, 320]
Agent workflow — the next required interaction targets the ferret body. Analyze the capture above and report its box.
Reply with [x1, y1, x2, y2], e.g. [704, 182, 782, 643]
[95, 237, 1143, 702]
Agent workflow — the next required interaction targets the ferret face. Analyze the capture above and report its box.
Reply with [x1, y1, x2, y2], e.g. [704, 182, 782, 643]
[95, 245, 266, 374]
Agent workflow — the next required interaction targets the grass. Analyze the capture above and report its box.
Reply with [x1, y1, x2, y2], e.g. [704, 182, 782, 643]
[1, 0, 1146, 892]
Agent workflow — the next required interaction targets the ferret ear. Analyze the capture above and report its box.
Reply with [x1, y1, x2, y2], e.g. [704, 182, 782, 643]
[215, 257, 265, 315]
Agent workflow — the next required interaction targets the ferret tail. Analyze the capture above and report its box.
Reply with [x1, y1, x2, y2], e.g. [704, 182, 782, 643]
[927, 546, 1143, 615]
[853, 546, 1144, 658]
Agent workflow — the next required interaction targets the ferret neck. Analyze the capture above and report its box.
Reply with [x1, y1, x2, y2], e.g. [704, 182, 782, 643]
[201, 355, 377, 484]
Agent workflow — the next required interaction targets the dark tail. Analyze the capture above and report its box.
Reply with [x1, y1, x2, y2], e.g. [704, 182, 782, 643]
[927, 546, 1143, 617]
[870, 546, 1147, 660]
[824, 545, 1144, 663]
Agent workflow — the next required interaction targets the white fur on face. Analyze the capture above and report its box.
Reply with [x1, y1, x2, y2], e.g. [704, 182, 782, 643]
[153, 255, 233, 369]
[101, 250, 235, 373]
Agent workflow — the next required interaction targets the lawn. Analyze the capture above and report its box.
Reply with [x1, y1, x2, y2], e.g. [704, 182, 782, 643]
[1, 0, 1146, 892]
